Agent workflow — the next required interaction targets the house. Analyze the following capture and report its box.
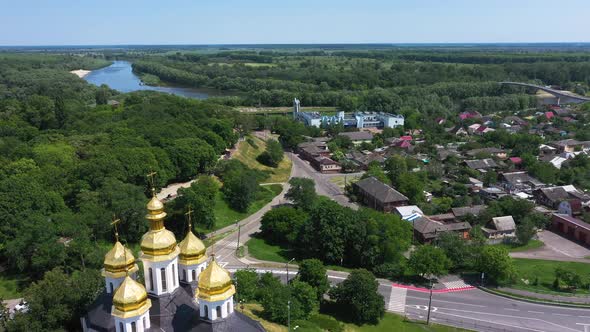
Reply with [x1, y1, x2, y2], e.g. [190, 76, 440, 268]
[345, 151, 385, 170]
[539, 155, 567, 169]
[465, 147, 508, 159]
[394, 205, 424, 221]
[544, 112, 555, 121]
[557, 200, 584, 217]
[297, 140, 330, 161]
[468, 123, 482, 134]
[311, 157, 341, 174]
[480, 187, 508, 201]
[552, 214, 590, 245]
[464, 159, 498, 171]
[534, 186, 590, 209]
[353, 177, 409, 212]
[482, 216, 516, 240]
[338, 131, 374, 145]
[413, 216, 471, 244]
[446, 125, 469, 136]
[459, 111, 482, 121]
[550, 139, 590, 153]
[429, 213, 456, 223]
[475, 126, 495, 135]
[452, 205, 487, 219]
[500, 172, 545, 193]
[503, 116, 528, 126]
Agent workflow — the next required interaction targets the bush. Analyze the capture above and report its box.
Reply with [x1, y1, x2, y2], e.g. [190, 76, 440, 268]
[257, 139, 284, 167]
[308, 314, 344, 332]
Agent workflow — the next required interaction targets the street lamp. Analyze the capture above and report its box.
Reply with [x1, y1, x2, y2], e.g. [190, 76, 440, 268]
[287, 300, 291, 331]
[426, 277, 434, 325]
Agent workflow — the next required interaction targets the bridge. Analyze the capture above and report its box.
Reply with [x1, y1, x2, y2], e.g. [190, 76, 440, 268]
[500, 81, 590, 104]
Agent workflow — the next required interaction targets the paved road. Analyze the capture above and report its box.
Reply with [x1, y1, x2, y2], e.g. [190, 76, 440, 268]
[510, 231, 590, 263]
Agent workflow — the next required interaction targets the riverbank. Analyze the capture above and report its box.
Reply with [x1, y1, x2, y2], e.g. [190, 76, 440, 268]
[69, 69, 92, 78]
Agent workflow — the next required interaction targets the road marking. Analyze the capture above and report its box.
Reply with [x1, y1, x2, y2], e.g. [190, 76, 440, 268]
[387, 286, 407, 314]
[554, 313, 572, 317]
[528, 311, 544, 314]
[434, 307, 581, 332]
[504, 308, 520, 312]
[432, 311, 546, 332]
[405, 296, 487, 308]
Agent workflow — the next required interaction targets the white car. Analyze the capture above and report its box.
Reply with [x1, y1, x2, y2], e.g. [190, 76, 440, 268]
[14, 301, 29, 313]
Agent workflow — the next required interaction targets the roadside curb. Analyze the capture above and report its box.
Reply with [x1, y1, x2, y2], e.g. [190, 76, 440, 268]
[478, 286, 590, 309]
[393, 283, 476, 293]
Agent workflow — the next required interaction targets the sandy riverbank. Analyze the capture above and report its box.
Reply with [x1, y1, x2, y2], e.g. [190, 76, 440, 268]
[69, 69, 92, 78]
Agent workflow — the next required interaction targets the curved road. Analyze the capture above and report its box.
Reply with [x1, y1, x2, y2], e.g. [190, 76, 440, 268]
[500, 82, 590, 103]
[207, 152, 590, 332]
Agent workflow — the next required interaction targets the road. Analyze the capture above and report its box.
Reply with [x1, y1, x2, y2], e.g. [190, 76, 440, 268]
[207, 152, 590, 332]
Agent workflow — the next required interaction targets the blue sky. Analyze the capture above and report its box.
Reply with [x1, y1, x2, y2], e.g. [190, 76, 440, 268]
[1, 0, 589, 45]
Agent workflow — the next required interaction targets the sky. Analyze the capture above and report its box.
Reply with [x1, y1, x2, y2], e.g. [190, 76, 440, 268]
[1, 0, 589, 45]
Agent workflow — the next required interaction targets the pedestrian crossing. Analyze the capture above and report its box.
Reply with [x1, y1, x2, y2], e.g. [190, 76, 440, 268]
[442, 280, 471, 290]
[387, 286, 407, 313]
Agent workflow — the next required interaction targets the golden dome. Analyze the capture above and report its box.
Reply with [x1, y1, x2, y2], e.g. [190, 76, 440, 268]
[140, 229, 179, 261]
[179, 231, 207, 266]
[112, 276, 152, 319]
[197, 257, 235, 302]
[102, 241, 139, 278]
[146, 195, 166, 221]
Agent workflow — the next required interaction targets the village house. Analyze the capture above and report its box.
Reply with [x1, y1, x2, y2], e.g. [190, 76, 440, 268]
[533, 185, 590, 209]
[452, 205, 487, 219]
[550, 139, 590, 153]
[465, 147, 508, 159]
[464, 158, 499, 172]
[552, 214, 590, 246]
[499, 171, 545, 193]
[338, 131, 374, 145]
[481, 216, 517, 241]
[345, 150, 385, 170]
[413, 216, 471, 244]
[353, 176, 409, 212]
[394, 205, 424, 221]
[311, 156, 341, 174]
[297, 140, 330, 161]
[480, 187, 509, 201]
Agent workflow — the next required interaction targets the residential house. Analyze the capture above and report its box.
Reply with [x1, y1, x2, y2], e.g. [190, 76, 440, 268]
[345, 151, 385, 170]
[557, 200, 584, 217]
[413, 216, 471, 244]
[503, 116, 528, 126]
[540, 155, 568, 169]
[552, 214, 590, 245]
[500, 172, 545, 193]
[481, 216, 516, 240]
[353, 177, 409, 212]
[464, 159, 498, 172]
[338, 131, 374, 145]
[446, 125, 469, 136]
[474, 125, 495, 135]
[465, 147, 508, 159]
[311, 157, 341, 174]
[550, 139, 590, 153]
[452, 205, 487, 219]
[459, 111, 482, 121]
[534, 185, 590, 209]
[480, 187, 509, 201]
[394, 205, 424, 221]
[297, 140, 330, 162]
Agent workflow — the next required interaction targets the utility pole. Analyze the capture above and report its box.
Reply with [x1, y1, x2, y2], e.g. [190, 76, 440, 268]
[286, 258, 295, 284]
[287, 300, 291, 331]
[426, 278, 434, 325]
[235, 220, 241, 254]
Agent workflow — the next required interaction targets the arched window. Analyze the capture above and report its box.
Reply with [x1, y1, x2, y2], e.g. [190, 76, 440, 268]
[183, 269, 187, 281]
[119, 322, 124, 332]
[143, 316, 147, 329]
[110, 282, 114, 293]
[149, 268, 154, 291]
[161, 268, 167, 291]
[227, 302, 231, 315]
[172, 264, 176, 286]
[192, 270, 196, 281]
[131, 321, 137, 332]
[216, 306, 222, 319]
[204, 305, 209, 319]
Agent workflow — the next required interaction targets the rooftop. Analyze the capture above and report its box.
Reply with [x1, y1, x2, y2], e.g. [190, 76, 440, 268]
[354, 177, 408, 204]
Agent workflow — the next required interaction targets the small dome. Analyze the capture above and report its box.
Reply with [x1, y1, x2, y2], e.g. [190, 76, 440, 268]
[103, 242, 137, 276]
[179, 231, 206, 264]
[198, 257, 235, 302]
[140, 228, 178, 257]
[147, 195, 164, 213]
[112, 276, 151, 318]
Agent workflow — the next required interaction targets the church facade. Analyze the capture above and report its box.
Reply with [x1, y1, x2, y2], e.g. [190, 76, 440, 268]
[81, 190, 265, 332]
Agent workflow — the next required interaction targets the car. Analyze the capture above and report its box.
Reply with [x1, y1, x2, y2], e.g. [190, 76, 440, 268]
[14, 300, 28, 313]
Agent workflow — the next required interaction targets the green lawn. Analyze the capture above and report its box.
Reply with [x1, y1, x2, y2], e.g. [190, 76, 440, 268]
[512, 258, 590, 295]
[202, 184, 283, 233]
[329, 174, 362, 189]
[494, 239, 544, 252]
[0, 274, 29, 299]
[345, 313, 471, 332]
[232, 136, 292, 184]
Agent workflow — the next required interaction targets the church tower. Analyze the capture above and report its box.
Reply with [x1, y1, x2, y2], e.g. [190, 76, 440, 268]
[111, 276, 152, 332]
[102, 218, 139, 294]
[196, 256, 236, 321]
[140, 188, 180, 296]
[178, 207, 208, 284]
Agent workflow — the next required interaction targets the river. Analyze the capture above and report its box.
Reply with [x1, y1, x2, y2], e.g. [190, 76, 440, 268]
[84, 60, 226, 99]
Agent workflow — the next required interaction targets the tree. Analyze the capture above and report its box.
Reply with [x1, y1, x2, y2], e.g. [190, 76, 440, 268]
[222, 168, 259, 212]
[258, 139, 284, 167]
[286, 177, 317, 211]
[408, 245, 452, 278]
[297, 259, 330, 300]
[397, 172, 425, 204]
[436, 232, 472, 271]
[516, 218, 536, 245]
[234, 269, 259, 302]
[290, 280, 319, 319]
[260, 206, 308, 244]
[477, 246, 516, 284]
[555, 267, 584, 290]
[176, 175, 219, 229]
[328, 269, 385, 325]
[384, 155, 407, 185]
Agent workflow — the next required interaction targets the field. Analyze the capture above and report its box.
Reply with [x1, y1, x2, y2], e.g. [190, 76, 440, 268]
[512, 258, 590, 295]
[232, 135, 292, 183]
[329, 174, 363, 189]
[205, 184, 283, 233]
[493, 239, 544, 252]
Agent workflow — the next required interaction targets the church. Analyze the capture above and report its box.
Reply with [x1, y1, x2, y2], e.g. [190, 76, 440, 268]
[81, 189, 265, 331]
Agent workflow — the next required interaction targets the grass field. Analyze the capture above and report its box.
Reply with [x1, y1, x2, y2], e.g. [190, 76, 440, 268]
[494, 239, 544, 252]
[513, 258, 590, 295]
[232, 136, 292, 183]
[202, 184, 283, 233]
[0, 274, 29, 299]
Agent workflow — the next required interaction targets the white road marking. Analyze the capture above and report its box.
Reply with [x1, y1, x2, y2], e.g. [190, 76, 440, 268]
[505, 308, 520, 311]
[433, 311, 545, 332]
[554, 313, 572, 317]
[528, 311, 544, 314]
[405, 295, 487, 308]
[387, 286, 407, 313]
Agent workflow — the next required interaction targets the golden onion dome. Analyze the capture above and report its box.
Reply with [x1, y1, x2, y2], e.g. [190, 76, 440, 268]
[140, 229, 179, 261]
[178, 231, 207, 265]
[112, 276, 152, 319]
[146, 195, 166, 221]
[102, 241, 138, 278]
[197, 257, 235, 302]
